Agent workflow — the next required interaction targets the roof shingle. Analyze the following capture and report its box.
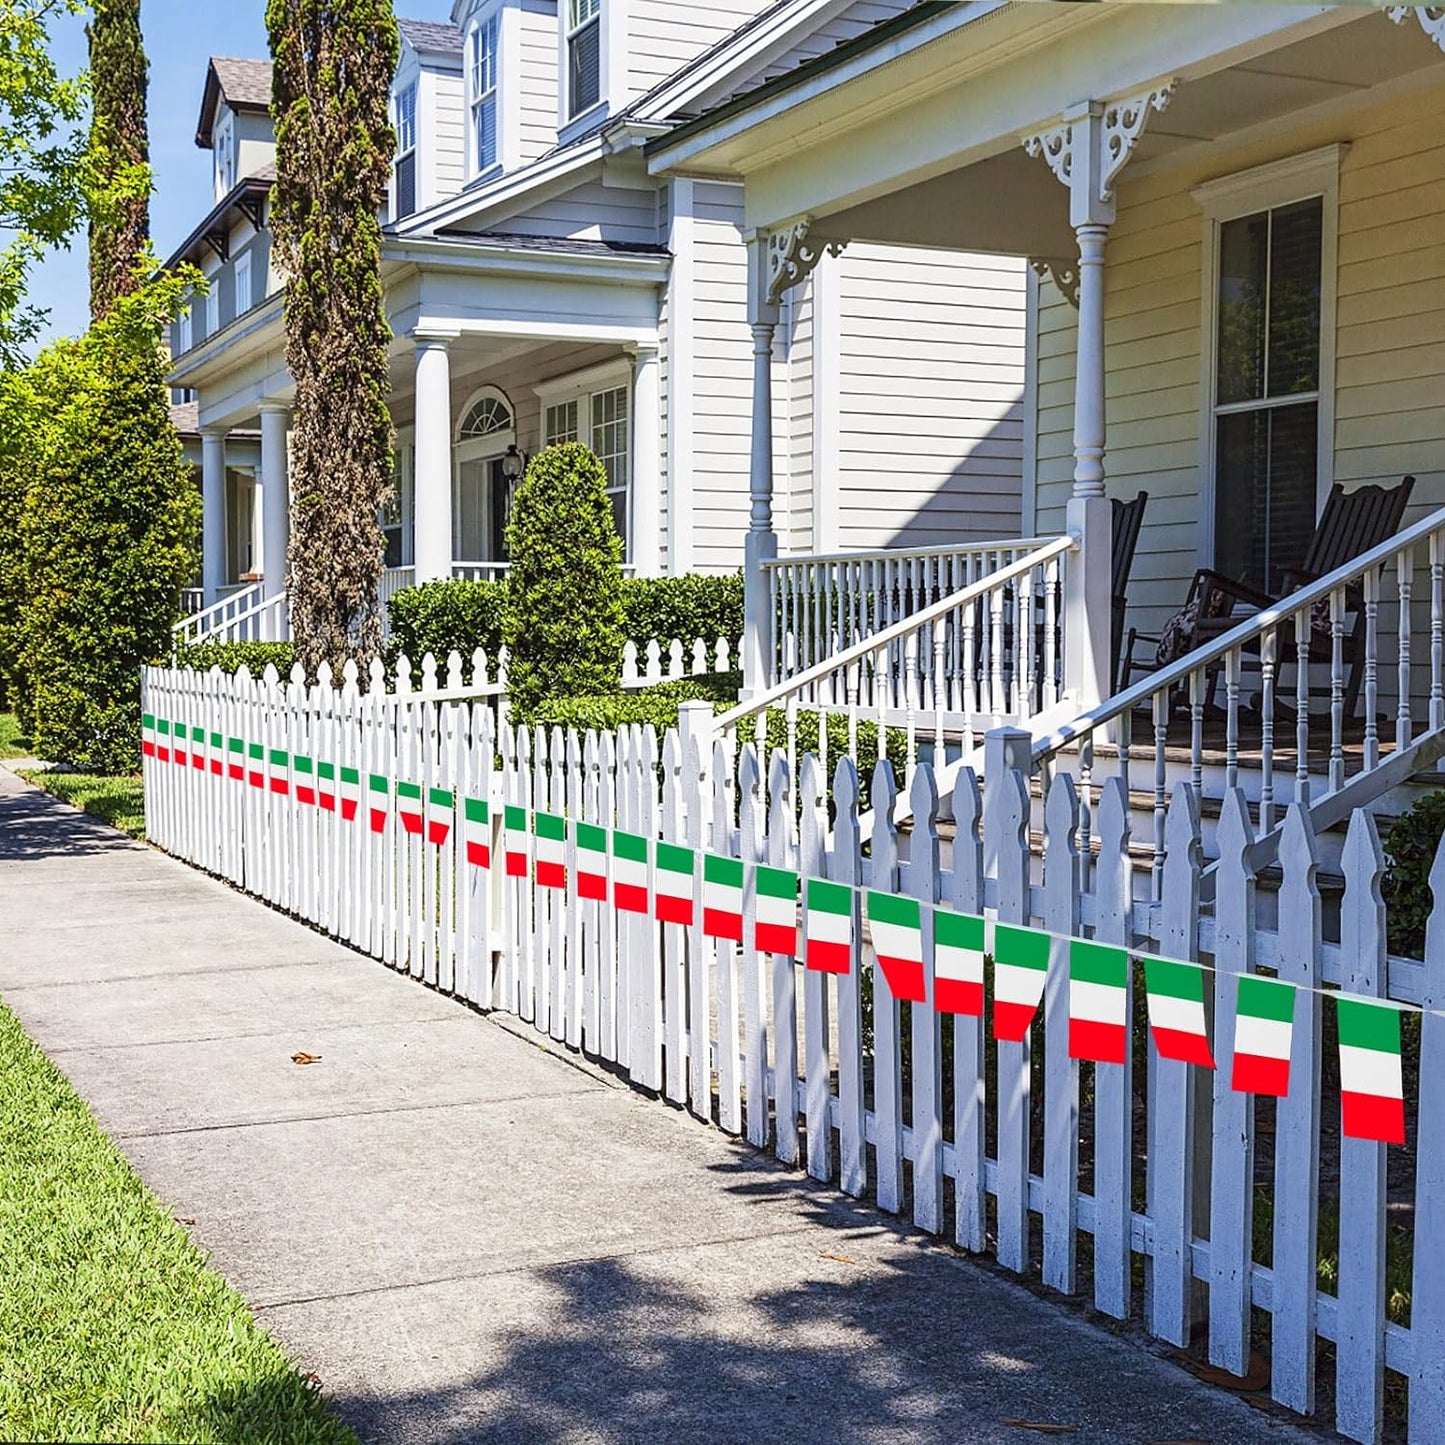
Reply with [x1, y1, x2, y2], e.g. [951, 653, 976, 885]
[398, 18, 464, 53]
[210, 57, 273, 110]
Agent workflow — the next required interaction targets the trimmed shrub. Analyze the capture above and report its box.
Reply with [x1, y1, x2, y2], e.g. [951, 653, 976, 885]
[173, 641, 297, 677]
[623, 573, 743, 646]
[503, 443, 625, 715]
[387, 579, 505, 667]
[1383, 791, 1445, 959]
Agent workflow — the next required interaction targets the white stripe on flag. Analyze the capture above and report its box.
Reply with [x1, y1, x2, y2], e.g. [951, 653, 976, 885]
[1070, 978, 1126, 1026]
[995, 961, 1046, 1007]
[1148, 992, 1208, 1036]
[1234, 1012, 1292, 1061]
[704, 879, 741, 913]
[937, 944, 983, 985]
[614, 856, 647, 890]
[808, 908, 851, 947]
[757, 891, 794, 930]
[1339, 1043, 1404, 1098]
[870, 919, 920, 963]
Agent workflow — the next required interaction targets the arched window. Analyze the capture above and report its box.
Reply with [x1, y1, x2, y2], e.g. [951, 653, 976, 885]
[457, 387, 514, 443]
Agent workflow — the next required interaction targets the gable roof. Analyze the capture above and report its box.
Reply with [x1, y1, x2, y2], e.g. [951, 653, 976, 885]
[196, 57, 273, 148]
[398, 18, 464, 54]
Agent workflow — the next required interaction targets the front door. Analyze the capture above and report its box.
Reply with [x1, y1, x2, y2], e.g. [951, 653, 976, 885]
[455, 456, 511, 564]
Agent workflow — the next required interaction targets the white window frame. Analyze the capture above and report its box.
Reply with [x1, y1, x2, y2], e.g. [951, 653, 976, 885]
[234, 251, 253, 317]
[382, 430, 415, 569]
[214, 112, 236, 196]
[1193, 145, 1344, 572]
[468, 10, 502, 179]
[559, 0, 615, 136]
[205, 279, 220, 338]
[392, 80, 418, 218]
[177, 305, 192, 356]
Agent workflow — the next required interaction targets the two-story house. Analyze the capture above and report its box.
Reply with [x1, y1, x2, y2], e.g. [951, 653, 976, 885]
[169, 3, 1031, 642]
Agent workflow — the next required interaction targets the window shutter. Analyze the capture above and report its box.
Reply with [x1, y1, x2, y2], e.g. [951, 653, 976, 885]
[395, 154, 416, 220]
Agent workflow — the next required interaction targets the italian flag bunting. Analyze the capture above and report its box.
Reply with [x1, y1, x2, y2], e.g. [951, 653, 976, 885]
[464, 797, 491, 868]
[702, 853, 744, 941]
[427, 787, 454, 846]
[172, 722, 187, 768]
[655, 842, 696, 925]
[268, 748, 289, 796]
[293, 754, 316, 806]
[141, 713, 157, 758]
[1231, 975, 1296, 1097]
[1336, 996, 1407, 1145]
[368, 773, 390, 833]
[534, 811, 567, 889]
[755, 865, 799, 956]
[804, 879, 852, 975]
[317, 760, 337, 812]
[227, 736, 245, 782]
[1068, 939, 1130, 1065]
[504, 806, 529, 878]
[993, 923, 1050, 1042]
[208, 731, 224, 777]
[248, 742, 265, 789]
[934, 909, 985, 1017]
[1144, 956, 1215, 1068]
[866, 892, 926, 1003]
[612, 830, 649, 913]
[398, 782, 424, 836]
[339, 766, 360, 822]
[191, 724, 207, 771]
[575, 821, 607, 899]
[157, 717, 172, 764]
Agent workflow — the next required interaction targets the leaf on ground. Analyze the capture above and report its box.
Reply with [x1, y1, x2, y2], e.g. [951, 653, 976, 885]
[174, 1216, 195, 1226]
[1180, 1350, 1270, 1393]
[291, 1052, 322, 1066]
[819, 1252, 856, 1265]
[1002, 1423, 1077, 1435]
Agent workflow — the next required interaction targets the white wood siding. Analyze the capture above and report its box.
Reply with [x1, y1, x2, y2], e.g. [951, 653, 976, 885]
[519, 5, 559, 164]
[431, 69, 467, 204]
[627, 1, 776, 104]
[1033, 77, 1445, 643]
[458, 176, 661, 245]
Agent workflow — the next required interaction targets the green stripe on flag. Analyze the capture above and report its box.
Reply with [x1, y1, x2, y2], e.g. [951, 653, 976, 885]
[1337, 996, 1403, 1052]
[249, 742, 264, 761]
[398, 781, 422, 801]
[575, 820, 605, 852]
[535, 811, 566, 842]
[756, 864, 797, 899]
[614, 830, 648, 863]
[269, 749, 287, 767]
[295, 755, 314, 776]
[465, 797, 489, 825]
[657, 841, 694, 876]
[935, 909, 983, 953]
[158, 719, 170, 736]
[318, 761, 335, 781]
[192, 725, 206, 742]
[807, 878, 851, 914]
[995, 923, 1049, 970]
[704, 853, 742, 889]
[142, 712, 155, 729]
[340, 765, 358, 785]
[505, 804, 527, 832]
[209, 731, 222, 748]
[1237, 975, 1295, 1021]
[369, 773, 387, 792]
[867, 892, 920, 930]
[1145, 956, 1204, 1003]
[229, 737, 243, 755]
[1070, 939, 1128, 988]
[429, 787, 453, 808]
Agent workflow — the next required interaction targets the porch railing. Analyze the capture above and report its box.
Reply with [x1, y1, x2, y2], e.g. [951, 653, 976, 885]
[172, 582, 266, 647]
[1032, 503, 1445, 894]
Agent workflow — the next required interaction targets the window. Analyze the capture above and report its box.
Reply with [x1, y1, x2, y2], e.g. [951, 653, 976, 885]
[542, 383, 628, 548]
[567, 0, 601, 118]
[470, 15, 500, 174]
[394, 83, 417, 219]
[234, 252, 252, 316]
[381, 444, 413, 568]
[205, 283, 220, 338]
[177, 306, 192, 355]
[215, 114, 235, 195]
[544, 399, 578, 445]
[460, 391, 514, 441]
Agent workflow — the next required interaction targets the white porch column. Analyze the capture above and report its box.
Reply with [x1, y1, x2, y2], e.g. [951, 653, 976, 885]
[200, 429, 228, 606]
[628, 342, 662, 577]
[259, 405, 290, 603]
[413, 330, 457, 584]
[743, 231, 780, 698]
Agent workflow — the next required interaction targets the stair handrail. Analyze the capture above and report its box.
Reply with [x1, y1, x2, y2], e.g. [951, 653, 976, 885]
[172, 581, 265, 643]
[1029, 501, 1445, 769]
[174, 586, 289, 649]
[760, 534, 1054, 570]
[716, 532, 1076, 739]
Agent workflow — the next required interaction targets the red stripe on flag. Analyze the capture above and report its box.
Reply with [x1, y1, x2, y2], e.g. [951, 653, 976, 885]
[296, 785, 316, 807]
[1342, 1090, 1406, 1145]
[157, 746, 170, 764]
[270, 777, 289, 796]
[192, 754, 205, 771]
[536, 860, 567, 890]
[806, 938, 850, 975]
[229, 762, 244, 782]
[142, 741, 157, 758]
[1069, 1017, 1127, 1065]
[656, 894, 693, 926]
[1150, 1025, 1215, 1069]
[248, 770, 264, 789]
[756, 921, 797, 956]
[173, 748, 187, 767]
[209, 758, 223, 777]
[577, 869, 606, 901]
[876, 952, 925, 1004]
[993, 999, 1040, 1043]
[1231, 1051, 1290, 1097]
[614, 882, 649, 914]
[935, 977, 983, 1017]
[704, 908, 743, 943]
[340, 799, 358, 823]
[505, 851, 528, 879]
[319, 792, 336, 813]
[400, 814, 423, 837]
[427, 822, 450, 846]
[467, 841, 491, 869]
[369, 808, 388, 834]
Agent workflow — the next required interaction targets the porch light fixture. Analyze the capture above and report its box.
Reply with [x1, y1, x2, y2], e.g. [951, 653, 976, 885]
[501, 444, 527, 482]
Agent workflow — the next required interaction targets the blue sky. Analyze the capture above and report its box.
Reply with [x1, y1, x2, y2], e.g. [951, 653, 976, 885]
[30, 0, 456, 349]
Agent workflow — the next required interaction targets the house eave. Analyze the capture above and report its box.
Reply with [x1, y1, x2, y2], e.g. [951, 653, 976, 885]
[382, 234, 670, 285]
[163, 175, 273, 273]
[168, 292, 284, 389]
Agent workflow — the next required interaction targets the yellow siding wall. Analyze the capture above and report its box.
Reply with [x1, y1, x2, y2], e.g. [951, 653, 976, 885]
[1034, 78, 1445, 640]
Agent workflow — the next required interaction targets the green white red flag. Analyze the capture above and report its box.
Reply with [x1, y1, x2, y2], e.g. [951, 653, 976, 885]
[1231, 975, 1296, 1096]
[754, 865, 798, 955]
[268, 748, 289, 797]
[339, 766, 360, 822]
[534, 811, 567, 889]
[612, 830, 649, 913]
[993, 923, 1049, 1042]
[1336, 995, 1406, 1145]
[655, 842, 696, 925]
[172, 721, 187, 768]
[156, 717, 172, 764]
[934, 909, 985, 1016]
[191, 725, 208, 773]
[575, 821, 607, 899]
[141, 712, 157, 759]
[1068, 940, 1129, 1065]
[504, 805, 529, 877]
[426, 787, 453, 846]
[317, 760, 337, 812]
[293, 753, 316, 806]
[702, 853, 743, 941]
[464, 797, 491, 868]
[228, 736, 245, 783]
[398, 782, 424, 836]
[368, 773, 390, 833]
[866, 892, 926, 1003]
[248, 742, 265, 789]
[208, 729, 224, 778]
[1144, 956, 1215, 1068]
[804, 879, 852, 974]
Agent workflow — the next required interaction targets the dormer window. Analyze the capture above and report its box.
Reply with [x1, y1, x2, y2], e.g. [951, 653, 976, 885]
[394, 83, 417, 219]
[469, 14, 499, 175]
[567, 0, 601, 118]
[215, 113, 236, 195]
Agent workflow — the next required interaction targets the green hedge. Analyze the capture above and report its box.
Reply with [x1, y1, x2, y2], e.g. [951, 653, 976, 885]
[172, 641, 297, 677]
[622, 574, 743, 649]
[1383, 791, 1445, 959]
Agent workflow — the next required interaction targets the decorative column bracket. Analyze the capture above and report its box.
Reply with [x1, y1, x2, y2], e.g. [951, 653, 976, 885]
[1387, 6, 1445, 54]
[1030, 258, 1080, 310]
[766, 218, 846, 305]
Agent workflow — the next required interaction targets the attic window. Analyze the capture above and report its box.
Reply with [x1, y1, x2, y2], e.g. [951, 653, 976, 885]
[470, 14, 499, 174]
[215, 114, 236, 194]
[394, 83, 417, 219]
[567, 0, 601, 118]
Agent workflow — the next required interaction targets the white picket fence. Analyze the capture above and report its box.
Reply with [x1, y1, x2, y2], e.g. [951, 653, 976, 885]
[141, 661, 1445, 1444]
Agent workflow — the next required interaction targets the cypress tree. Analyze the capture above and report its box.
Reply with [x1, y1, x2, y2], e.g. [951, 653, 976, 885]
[266, 0, 400, 676]
[87, 0, 151, 319]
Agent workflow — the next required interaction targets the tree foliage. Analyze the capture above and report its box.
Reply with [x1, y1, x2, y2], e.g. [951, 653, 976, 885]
[7, 273, 199, 771]
[502, 443, 626, 716]
[266, 0, 399, 678]
[87, 0, 150, 319]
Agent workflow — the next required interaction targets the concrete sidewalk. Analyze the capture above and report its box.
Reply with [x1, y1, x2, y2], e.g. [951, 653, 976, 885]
[0, 766, 1317, 1445]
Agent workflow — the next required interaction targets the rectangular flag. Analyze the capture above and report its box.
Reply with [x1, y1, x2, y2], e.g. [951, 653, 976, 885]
[268, 748, 289, 796]
[397, 781, 424, 836]
[141, 712, 157, 759]
[368, 773, 390, 833]
[339, 766, 360, 822]
[155, 717, 171, 765]
[172, 721, 187, 768]
[866, 892, 926, 1003]
[934, 908, 985, 1017]
[1144, 956, 1215, 1068]
[612, 830, 650, 914]
[1068, 939, 1130, 1065]
[755, 865, 799, 956]
[227, 736, 245, 782]
[535, 811, 567, 889]
[575, 821, 607, 899]
[209, 731, 224, 778]
[993, 924, 1050, 1042]
[248, 742, 265, 790]
[655, 842, 696, 925]
[293, 754, 316, 807]
[191, 725, 208, 772]
[504, 806, 529, 878]
[703, 853, 744, 941]
[1336, 996, 1407, 1145]
[317, 760, 337, 812]
[1231, 975, 1296, 1097]
[464, 797, 491, 868]
[427, 787, 454, 847]
[805, 879, 853, 975]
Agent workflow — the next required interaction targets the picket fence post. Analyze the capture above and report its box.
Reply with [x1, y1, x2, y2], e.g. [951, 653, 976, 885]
[870, 756, 903, 1214]
[799, 750, 832, 1182]
[768, 748, 800, 1166]
[712, 738, 742, 1136]
[950, 766, 987, 1252]
[908, 763, 944, 1234]
[833, 756, 866, 1197]
[739, 742, 769, 1149]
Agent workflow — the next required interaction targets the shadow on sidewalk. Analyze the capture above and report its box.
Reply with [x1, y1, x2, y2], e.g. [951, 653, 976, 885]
[0, 781, 138, 864]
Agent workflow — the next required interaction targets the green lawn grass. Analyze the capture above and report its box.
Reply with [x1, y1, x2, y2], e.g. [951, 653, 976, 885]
[19, 769, 146, 840]
[0, 1003, 357, 1444]
[0, 711, 30, 759]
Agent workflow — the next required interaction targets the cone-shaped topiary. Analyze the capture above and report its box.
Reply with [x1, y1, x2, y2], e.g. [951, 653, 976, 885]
[502, 443, 625, 716]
